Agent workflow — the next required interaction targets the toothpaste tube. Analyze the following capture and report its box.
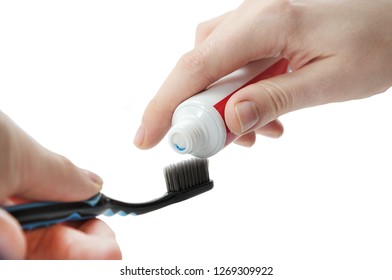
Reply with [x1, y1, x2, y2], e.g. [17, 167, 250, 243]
[168, 58, 289, 158]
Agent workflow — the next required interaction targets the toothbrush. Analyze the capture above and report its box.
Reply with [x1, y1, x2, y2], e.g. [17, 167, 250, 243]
[4, 158, 213, 230]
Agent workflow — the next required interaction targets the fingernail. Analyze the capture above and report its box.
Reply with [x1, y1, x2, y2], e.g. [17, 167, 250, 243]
[133, 125, 145, 147]
[84, 170, 103, 189]
[234, 101, 260, 133]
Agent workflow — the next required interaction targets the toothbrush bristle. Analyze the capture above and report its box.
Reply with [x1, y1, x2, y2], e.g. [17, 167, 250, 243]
[164, 158, 210, 192]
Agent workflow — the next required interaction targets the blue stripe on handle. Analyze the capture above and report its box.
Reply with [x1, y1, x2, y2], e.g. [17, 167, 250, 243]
[22, 213, 95, 230]
[102, 209, 130, 216]
[4, 193, 102, 212]
[22, 208, 134, 230]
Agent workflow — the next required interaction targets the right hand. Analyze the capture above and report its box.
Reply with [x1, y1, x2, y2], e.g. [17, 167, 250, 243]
[134, 0, 392, 149]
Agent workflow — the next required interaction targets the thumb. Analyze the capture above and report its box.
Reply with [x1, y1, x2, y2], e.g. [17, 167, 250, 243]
[225, 57, 349, 135]
[0, 111, 103, 202]
[18, 146, 104, 202]
[0, 208, 25, 259]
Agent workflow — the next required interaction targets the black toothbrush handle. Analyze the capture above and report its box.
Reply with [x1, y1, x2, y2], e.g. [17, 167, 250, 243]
[4, 193, 110, 230]
[4, 180, 214, 231]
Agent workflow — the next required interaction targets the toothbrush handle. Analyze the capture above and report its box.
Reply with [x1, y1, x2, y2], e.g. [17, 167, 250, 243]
[3, 193, 108, 230]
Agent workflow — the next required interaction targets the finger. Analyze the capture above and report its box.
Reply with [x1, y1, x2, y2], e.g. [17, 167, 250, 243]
[134, 13, 287, 149]
[195, 11, 232, 46]
[17, 145, 103, 202]
[0, 112, 103, 202]
[225, 57, 355, 135]
[256, 119, 284, 138]
[25, 219, 122, 260]
[234, 132, 256, 147]
[233, 119, 284, 147]
[0, 209, 26, 259]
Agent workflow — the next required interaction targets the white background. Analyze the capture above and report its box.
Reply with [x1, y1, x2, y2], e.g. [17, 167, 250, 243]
[1, 1, 391, 279]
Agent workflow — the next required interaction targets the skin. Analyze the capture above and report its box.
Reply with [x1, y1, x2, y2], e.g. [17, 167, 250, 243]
[134, 0, 392, 149]
[2, 0, 392, 260]
[0, 111, 121, 259]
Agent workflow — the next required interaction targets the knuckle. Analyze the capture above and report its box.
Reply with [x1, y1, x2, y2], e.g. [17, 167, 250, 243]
[195, 21, 209, 37]
[59, 155, 73, 168]
[177, 47, 210, 76]
[266, 0, 297, 15]
[176, 46, 216, 86]
[258, 81, 293, 117]
[241, 0, 299, 54]
[261, 0, 299, 29]
[57, 155, 77, 174]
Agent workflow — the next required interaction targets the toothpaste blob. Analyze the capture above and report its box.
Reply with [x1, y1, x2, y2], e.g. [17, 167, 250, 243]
[168, 58, 289, 158]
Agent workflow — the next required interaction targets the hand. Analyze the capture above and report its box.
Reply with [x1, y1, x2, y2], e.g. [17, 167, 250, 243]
[0, 111, 121, 259]
[134, 0, 392, 149]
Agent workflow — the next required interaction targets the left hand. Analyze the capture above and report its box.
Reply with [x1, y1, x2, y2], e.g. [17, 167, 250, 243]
[0, 111, 122, 259]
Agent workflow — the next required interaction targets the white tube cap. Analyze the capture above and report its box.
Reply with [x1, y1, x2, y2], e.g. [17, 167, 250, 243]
[168, 118, 206, 155]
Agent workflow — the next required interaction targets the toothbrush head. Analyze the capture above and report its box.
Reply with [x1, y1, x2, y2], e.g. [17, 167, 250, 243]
[164, 158, 211, 192]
